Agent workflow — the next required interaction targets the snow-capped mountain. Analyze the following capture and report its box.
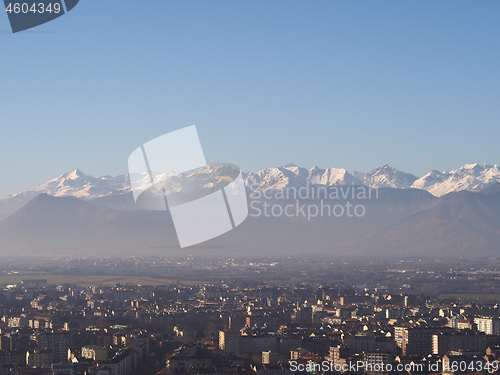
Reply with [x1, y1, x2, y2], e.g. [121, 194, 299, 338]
[245, 165, 363, 193]
[0, 169, 131, 219]
[245, 164, 417, 192]
[354, 164, 418, 189]
[5, 168, 130, 201]
[411, 163, 500, 197]
[246, 163, 500, 196]
[1, 163, 500, 219]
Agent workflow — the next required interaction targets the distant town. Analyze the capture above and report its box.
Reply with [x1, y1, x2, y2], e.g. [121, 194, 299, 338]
[1, 256, 500, 374]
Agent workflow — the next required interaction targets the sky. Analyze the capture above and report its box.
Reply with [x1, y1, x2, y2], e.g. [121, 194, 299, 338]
[0, 1, 499, 197]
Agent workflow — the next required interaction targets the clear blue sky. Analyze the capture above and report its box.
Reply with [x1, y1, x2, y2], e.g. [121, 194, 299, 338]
[1, 1, 499, 197]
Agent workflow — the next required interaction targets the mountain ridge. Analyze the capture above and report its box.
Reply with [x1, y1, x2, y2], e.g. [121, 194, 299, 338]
[1, 163, 500, 219]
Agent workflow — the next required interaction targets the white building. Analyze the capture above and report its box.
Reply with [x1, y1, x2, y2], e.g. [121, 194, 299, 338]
[474, 317, 500, 335]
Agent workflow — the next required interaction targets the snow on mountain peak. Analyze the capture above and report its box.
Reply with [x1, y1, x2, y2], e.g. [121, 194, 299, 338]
[462, 163, 480, 170]
[63, 168, 86, 180]
[353, 165, 417, 189]
[3, 169, 131, 204]
[2, 163, 500, 216]
[411, 164, 500, 196]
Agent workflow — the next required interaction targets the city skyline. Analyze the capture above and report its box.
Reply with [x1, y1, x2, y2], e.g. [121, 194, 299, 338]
[1, 1, 499, 373]
[0, 255, 499, 374]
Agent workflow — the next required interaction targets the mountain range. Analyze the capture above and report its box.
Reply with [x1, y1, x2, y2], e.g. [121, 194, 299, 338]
[0, 163, 499, 258]
[2, 163, 500, 218]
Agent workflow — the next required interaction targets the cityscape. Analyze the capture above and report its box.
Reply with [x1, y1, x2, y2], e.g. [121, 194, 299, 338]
[1, 256, 500, 374]
[2, 1, 500, 374]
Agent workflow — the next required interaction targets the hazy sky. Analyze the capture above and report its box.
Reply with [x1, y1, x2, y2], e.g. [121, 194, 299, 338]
[1, 1, 499, 197]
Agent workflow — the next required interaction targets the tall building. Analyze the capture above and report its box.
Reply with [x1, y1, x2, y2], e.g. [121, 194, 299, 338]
[474, 317, 500, 335]
[394, 326, 441, 356]
[343, 333, 397, 355]
[432, 331, 487, 355]
[26, 349, 53, 367]
[38, 333, 71, 364]
[294, 307, 312, 324]
[246, 314, 279, 330]
[404, 295, 417, 307]
[218, 330, 240, 353]
[262, 350, 279, 364]
[0, 334, 13, 351]
[278, 336, 302, 355]
[82, 346, 108, 362]
[363, 351, 391, 372]
[218, 330, 278, 354]
[328, 345, 350, 368]
[98, 349, 135, 375]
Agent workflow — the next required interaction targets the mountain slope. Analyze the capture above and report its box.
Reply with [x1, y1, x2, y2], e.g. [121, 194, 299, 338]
[0, 194, 177, 256]
[0, 188, 436, 257]
[0, 185, 498, 257]
[350, 184, 500, 256]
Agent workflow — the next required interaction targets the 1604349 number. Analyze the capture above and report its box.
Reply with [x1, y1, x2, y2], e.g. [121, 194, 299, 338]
[5, 2, 62, 14]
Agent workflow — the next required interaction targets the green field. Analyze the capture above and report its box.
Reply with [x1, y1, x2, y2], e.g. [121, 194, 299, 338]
[0, 274, 200, 286]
